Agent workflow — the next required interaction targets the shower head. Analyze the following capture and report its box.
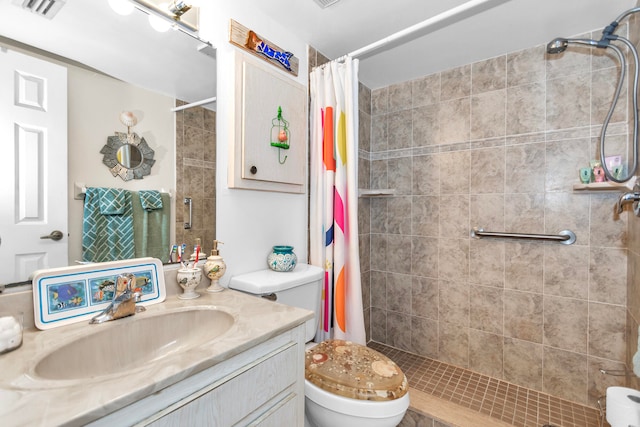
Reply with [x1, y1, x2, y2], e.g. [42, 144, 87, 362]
[546, 37, 603, 54]
[546, 38, 568, 54]
[547, 6, 640, 184]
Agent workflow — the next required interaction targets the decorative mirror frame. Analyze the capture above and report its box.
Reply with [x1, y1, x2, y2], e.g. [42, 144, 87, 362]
[100, 131, 156, 181]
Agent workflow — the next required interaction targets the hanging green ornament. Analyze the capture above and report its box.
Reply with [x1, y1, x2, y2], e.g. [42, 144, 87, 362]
[270, 106, 290, 164]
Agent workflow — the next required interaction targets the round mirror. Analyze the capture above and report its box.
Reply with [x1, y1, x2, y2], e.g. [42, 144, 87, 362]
[101, 132, 156, 181]
[116, 144, 143, 169]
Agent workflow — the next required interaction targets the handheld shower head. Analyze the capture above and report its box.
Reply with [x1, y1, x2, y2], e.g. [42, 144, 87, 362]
[546, 37, 602, 54]
[548, 6, 640, 184]
[546, 38, 568, 54]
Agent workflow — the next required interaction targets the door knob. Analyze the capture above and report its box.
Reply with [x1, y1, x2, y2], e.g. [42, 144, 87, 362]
[40, 230, 64, 241]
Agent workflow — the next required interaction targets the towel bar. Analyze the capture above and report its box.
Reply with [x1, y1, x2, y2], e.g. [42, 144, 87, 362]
[73, 182, 174, 200]
[470, 227, 576, 245]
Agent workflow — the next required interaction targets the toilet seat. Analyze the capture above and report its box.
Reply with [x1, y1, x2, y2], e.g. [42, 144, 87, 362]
[305, 379, 410, 419]
[305, 339, 408, 402]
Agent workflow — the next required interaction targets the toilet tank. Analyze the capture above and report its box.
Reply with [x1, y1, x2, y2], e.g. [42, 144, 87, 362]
[228, 264, 323, 342]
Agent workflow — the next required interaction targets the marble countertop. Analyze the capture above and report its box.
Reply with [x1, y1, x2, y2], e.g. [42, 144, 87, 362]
[0, 289, 312, 426]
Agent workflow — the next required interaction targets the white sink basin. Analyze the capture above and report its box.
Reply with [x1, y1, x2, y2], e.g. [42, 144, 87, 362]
[33, 308, 234, 380]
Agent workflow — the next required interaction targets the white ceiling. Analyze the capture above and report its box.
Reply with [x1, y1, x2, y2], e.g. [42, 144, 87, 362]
[0, 0, 638, 101]
[264, 0, 639, 89]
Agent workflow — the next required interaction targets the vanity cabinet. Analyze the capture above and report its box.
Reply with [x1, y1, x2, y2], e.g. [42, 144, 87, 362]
[88, 325, 306, 427]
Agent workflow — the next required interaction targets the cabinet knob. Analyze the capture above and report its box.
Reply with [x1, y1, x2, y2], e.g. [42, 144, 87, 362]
[250, 166, 258, 174]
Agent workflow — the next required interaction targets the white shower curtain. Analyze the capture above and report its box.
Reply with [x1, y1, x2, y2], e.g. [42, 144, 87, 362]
[310, 57, 366, 345]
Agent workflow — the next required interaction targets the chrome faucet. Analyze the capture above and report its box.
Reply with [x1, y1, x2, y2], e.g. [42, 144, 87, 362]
[90, 273, 138, 324]
[615, 181, 640, 215]
[616, 191, 640, 214]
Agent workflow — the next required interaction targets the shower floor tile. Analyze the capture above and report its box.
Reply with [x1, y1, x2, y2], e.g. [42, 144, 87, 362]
[369, 342, 603, 427]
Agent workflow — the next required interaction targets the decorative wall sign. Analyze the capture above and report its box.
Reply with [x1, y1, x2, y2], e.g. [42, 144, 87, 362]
[229, 19, 299, 76]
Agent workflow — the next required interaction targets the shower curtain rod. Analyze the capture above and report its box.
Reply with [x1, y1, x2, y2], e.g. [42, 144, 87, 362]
[338, 0, 499, 61]
[170, 96, 217, 112]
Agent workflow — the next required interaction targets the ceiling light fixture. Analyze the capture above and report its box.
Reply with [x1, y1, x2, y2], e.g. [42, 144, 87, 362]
[129, 0, 199, 33]
[108, 0, 215, 56]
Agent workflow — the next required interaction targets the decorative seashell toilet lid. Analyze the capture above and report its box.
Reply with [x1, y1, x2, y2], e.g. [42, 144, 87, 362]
[305, 339, 408, 401]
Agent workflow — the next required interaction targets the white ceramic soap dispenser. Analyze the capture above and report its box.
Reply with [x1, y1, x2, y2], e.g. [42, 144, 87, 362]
[204, 240, 226, 293]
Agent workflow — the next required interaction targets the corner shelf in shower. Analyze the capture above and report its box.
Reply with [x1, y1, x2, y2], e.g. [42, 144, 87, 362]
[358, 189, 396, 198]
[573, 176, 637, 193]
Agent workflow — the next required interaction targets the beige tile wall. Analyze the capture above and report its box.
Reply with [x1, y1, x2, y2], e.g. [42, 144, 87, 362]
[174, 101, 217, 258]
[312, 16, 640, 406]
[359, 83, 372, 343]
[364, 25, 636, 407]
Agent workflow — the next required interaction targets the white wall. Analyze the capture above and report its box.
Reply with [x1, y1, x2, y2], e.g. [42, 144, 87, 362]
[67, 67, 175, 263]
[200, 5, 310, 284]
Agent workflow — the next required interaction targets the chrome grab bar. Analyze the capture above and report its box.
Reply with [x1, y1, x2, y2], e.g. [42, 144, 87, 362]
[470, 227, 576, 245]
[184, 197, 192, 230]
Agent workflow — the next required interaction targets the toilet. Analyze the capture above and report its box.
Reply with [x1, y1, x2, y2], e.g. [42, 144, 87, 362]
[229, 264, 410, 427]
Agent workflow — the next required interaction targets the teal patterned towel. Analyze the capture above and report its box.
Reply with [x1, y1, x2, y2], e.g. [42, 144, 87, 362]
[83, 187, 134, 262]
[99, 188, 127, 215]
[133, 192, 171, 263]
[139, 190, 163, 211]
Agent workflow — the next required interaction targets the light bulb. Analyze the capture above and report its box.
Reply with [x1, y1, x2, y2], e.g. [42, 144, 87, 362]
[148, 14, 172, 32]
[108, 0, 134, 16]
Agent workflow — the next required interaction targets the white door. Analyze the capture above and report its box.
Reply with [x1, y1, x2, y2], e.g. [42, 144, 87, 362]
[0, 48, 68, 284]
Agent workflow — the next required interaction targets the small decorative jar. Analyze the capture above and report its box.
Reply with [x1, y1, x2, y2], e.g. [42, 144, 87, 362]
[204, 240, 226, 293]
[267, 245, 297, 272]
[176, 268, 202, 300]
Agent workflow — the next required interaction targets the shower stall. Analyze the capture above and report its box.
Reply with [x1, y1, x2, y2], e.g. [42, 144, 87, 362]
[313, 5, 640, 426]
